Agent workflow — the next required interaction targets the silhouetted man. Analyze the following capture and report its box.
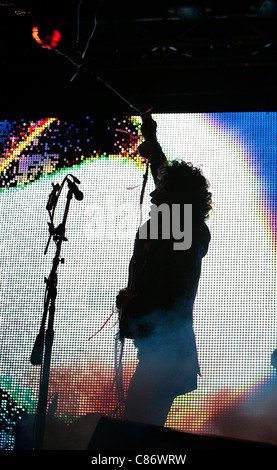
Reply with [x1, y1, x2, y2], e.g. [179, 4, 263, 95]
[116, 113, 212, 426]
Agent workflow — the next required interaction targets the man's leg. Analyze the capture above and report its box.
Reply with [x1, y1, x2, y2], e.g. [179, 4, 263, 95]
[123, 359, 177, 426]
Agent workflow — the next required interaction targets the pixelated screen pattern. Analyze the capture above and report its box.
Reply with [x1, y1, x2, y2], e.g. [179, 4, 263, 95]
[0, 113, 276, 449]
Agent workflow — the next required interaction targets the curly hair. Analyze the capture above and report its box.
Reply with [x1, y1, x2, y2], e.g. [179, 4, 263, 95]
[158, 160, 213, 223]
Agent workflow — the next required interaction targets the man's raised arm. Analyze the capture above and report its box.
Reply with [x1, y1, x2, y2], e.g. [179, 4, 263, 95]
[137, 113, 167, 183]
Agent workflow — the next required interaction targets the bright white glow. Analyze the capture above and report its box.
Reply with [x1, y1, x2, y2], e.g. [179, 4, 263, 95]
[0, 113, 276, 413]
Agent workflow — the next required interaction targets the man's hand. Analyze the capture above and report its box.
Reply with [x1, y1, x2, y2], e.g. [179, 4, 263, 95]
[138, 110, 167, 172]
[138, 139, 160, 159]
[141, 111, 157, 140]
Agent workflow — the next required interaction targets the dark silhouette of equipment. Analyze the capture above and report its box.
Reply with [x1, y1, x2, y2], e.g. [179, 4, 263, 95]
[30, 174, 83, 450]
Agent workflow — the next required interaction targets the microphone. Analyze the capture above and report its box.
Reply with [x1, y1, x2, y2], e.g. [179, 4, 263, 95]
[67, 177, 84, 201]
[71, 175, 81, 184]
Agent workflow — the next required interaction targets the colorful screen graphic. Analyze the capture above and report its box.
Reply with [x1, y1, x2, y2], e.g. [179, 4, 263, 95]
[0, 113, 276, 450]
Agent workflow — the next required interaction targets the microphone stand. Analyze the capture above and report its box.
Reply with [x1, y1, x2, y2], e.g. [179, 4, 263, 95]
[30, 175, 83, 450]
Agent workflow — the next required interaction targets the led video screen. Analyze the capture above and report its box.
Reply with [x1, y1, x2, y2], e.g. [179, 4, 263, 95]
[0, 112, 276, 449]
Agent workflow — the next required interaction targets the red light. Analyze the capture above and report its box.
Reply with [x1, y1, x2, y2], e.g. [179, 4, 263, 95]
[32, 26, 61, 49]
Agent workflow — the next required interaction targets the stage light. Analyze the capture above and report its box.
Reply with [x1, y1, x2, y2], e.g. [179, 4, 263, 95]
[32, 26, 61, 50]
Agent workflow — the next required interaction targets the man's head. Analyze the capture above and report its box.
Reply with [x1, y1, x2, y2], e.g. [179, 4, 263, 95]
[150, 160, 213, 224]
